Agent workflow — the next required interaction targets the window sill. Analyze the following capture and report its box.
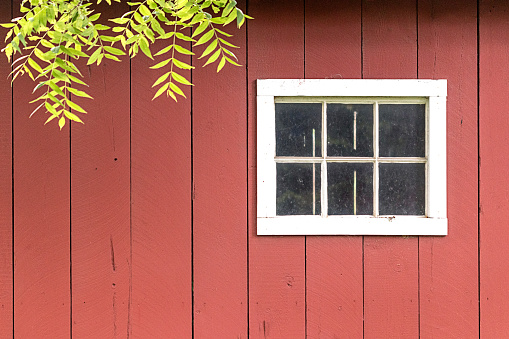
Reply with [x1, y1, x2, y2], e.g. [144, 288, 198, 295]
[257, 216, 448, 236]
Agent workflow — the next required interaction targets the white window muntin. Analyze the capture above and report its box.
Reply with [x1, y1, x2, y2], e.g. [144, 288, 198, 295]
[257, 79, 447, 236]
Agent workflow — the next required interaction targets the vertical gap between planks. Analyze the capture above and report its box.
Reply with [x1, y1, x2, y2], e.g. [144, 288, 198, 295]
[190, 28, 195, 339]
[416, 0, 420, 336]
[360, 1, 365, 338]
[69, 95, 73, 339]
[245, 0, 250, 336]
[127, 50, 133, 339]
[476, 0, 481, 334]
[11, 0, 14, 336]
[302, 0, 307, 334]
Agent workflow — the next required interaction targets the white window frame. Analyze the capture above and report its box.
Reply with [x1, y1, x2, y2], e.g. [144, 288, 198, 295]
[257, 79, 447, 236]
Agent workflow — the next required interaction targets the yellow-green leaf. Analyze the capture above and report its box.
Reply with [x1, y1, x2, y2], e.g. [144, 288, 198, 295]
[152, 71, 170, 87]
[58, 116, 65, 130]
[150, 58, 171, 69]
[103, 46, 125, 56]
[217, 55, 226, 72]
[198, 39, 218, 59]
[194, 29, 214, 46]
[172, 58, 194, 70]
[64, 110, 84, 123]
[66, 99, 87, 113]
[67, 87, 93, 99]
[152, 82, 169, 100]
[169, 81, 186, 98]
[139, 36, 152, 59]
[171, 72, 193, 86]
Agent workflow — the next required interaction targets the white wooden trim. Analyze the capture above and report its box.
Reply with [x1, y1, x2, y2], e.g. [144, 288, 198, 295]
[257, 79, 447, 97]
[256, 79, 448, 236]
[257, 216, 447, 236]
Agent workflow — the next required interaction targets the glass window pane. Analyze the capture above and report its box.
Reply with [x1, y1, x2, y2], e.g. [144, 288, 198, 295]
[276, 103, 322, 157]
[327, 104, 373, 157]
[328, 163, 373, 215]
[379, 163, 425, 215]
[277, 163, 321, 215]
[379, 104, 425, 157]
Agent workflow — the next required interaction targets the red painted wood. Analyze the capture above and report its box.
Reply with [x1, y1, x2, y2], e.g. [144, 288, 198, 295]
[418, 1, 479, 337]
[192, 3, 248, 337]
[480, 1, 509, 336]
[13, 1, 71, 337]
[70, 3, 130, 337]
[305, 1, 364, 337]
[248, 1, 306, 338]
[130, 29, 192, 338]
[0, 1, 12, 337]
[362, 1, 419, 337]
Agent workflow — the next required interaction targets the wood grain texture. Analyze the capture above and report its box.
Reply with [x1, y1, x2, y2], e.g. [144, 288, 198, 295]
[0, 0, 12, 337]
[192, 2, 248, 337]
[362, 0, 419, 337]
[13, 3, 71, 337]
[418, 0, 479, 337]
[479, 1, 509, 336]
[305, 0, 364, 337]
[248, 0, 306, 337]
[130, 32, 192, 339]
[70, 3, 131, 338]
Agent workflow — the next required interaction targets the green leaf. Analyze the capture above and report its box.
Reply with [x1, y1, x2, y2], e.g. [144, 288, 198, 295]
[202, 49, 220, 67]
[0, 23, 16, 28]
[236, 8, 245, 28]
[109, 17, 130, 24]
[66, 99, 87, 113]
[154, 44, 173, 56]
[27, 58, 43, 74]
[217, 55, 226, 72]
[152, 71, 170, 88]
[103, 46, 125, 56]
[169, 81, 186, 98]
[68, 74, 88, 86]
[171, 72, 193, 86]
[174, 44, 194, 55]
[225, 55, 241, 66]
[64, 110, 84, 123]
[48, 81, 66, 97]
[104, 54, 121, 61]
[152, 82, 169, 100]
[150, 58, 171, 69]
[172, 58, 194, 70]
[214, 28, 232, 37]
[67, 87, 93, 99]
[87, 47, 102, 65]
[139, 36, 153, 59]
[89, 13, 101, 22]
[44, 113, 58, 125]
[45, 101, 59, 116]
[194, 29, 214, 46]
[59, 116, 66, 130]
[192, 20, 209, 38]
[198, 39, 218, 59]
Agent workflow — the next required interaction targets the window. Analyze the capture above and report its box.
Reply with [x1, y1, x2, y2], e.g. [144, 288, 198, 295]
[257, 79, 447, 235]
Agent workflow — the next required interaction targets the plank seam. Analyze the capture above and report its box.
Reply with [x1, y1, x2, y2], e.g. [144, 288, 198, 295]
[416, 1, 420, 337]
[127, 50, 133, 339]
[11, 1, 14, 336]
[190, 31, 195, 339]
[361, 2, 365, 338]
[477, 0, 481, 336]
[303, 1, 308, 338]
[245, 0, 250, 336]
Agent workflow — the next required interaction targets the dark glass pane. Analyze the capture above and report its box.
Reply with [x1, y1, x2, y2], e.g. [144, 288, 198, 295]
[379, 104, 425, 157]
[379, 163, 425, 215]
[276, 103, 322, 157]
[277, 163, 321, 215]
[327, 104, 373, 157]
[328, 163, 373, 215]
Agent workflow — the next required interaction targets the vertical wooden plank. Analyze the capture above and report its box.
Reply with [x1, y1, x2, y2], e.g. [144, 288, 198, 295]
[248, 1, 306, 338]
[192, 2, 247, 335]
[480, 1, 509, 336]
[419, 1, 479, 337]
[71, 3, 131, 337]
[362, 0, 419, 337]
[305, 0, 364, 338]
[0, 1, 13, 337]
[131, 24, 192, 339]
[13, 1, 70, 337]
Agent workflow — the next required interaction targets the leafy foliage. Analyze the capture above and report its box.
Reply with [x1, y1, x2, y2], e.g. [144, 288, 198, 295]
[1, 0, 251, 129]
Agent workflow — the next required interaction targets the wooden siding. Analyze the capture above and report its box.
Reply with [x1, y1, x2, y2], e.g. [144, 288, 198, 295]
[1, 0, 508, 337]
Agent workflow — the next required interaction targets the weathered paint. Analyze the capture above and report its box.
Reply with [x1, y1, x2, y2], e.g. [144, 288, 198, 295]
[0, 0, 12, 337]
[193, 0, 248, 335]
[480, 0, 509, 337]
[4, 0, 509, 337]
[362, 1, 419, 337]
[305, 0, 364, 337]
[419, 1, 479, 337]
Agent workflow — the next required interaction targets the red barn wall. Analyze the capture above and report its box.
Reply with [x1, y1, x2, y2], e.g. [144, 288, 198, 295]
[0, 0, 507, 337]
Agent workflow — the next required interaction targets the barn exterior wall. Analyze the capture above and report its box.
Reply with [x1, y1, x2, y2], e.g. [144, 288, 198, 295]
[0, 0, 507, 337]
